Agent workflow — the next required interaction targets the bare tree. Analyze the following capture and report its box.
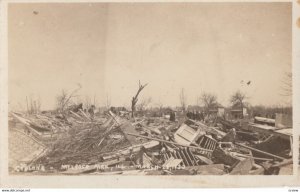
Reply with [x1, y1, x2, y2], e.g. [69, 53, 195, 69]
[85, 96, 92, 109]
[56, 89, 68, 112]
[36, 96, 41, 113]
[200, 92, 218, 113]
[131, 80, 148, 118]
[196, 95, 202, 106]
[137, 97, 152, 111]
[26, 96, 29, 113]
[179, 88, 187, 112]
[93, 94, 98, 107]
[230, 90, 248, 108]
[281, 72, 292, 97]
[156, 100, 164, 114]
[56, 84, 82, 112]
[27, 95, 41, 114]
[105, 94, 111, 110]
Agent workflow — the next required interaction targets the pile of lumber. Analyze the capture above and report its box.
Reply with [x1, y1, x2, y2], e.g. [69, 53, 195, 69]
[9, 111, 292, 175]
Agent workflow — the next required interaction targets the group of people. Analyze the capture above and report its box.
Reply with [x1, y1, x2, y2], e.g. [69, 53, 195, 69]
[186, 111, 205, 121]
[166, 110, 208, 122]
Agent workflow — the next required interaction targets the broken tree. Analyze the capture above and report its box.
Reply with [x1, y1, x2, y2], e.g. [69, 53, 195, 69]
[131, 80, 148, 118]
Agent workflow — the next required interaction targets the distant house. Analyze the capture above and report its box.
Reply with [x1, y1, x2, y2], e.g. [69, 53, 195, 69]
[186, 104, 225, 117]
[208, 103, 225, 117]
[230, 103, 248, 119]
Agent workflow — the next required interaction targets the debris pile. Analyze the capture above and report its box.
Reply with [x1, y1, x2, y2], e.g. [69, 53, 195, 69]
[9, 109, 293, 175]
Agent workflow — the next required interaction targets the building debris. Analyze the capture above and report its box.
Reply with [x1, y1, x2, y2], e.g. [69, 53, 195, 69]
[8, 108, 293, 175]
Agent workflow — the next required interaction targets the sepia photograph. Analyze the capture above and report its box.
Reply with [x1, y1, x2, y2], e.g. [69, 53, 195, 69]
[5, 1, 295, 178]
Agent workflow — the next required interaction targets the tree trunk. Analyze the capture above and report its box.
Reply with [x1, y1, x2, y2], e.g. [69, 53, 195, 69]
[131, 81, 148, 118]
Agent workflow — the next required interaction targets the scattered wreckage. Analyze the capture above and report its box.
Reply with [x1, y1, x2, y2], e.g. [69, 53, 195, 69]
[9, 109, 293, 175]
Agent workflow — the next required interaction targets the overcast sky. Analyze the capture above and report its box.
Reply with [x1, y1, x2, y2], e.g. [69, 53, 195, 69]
[8, 3, 292, 110]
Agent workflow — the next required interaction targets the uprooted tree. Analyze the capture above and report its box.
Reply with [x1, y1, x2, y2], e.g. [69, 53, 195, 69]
[131, 81, 148, 118]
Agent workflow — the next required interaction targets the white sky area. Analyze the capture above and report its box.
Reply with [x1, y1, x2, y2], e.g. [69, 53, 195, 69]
[8, 3, 292, 110]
